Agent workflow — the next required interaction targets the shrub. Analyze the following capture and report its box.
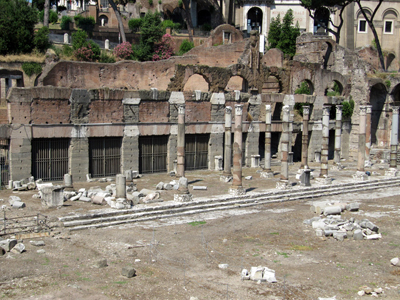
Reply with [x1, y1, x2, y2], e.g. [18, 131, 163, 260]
[62, 44, 73, 57]
[34, 26, 51, 53]
[201, 23, 212, 31]
[295, 81, 311, 95]
[74, 15, 95, 34]
[161, 19, 180, 32]
[99, 51, 116, 63]
[113, 42, 133, 60]
[178, 0, 182, 7]
[129, 18, 142, 32]
[72, 30, 88, 50]
[342, 99, 355, 119]
[87, 40, 101, 59]
[22, 62, 42, 76]
[74, 41, 100, 62]
[60, 16, 72, 30]
[177, 39, 194, 55]
[148, 0, 153, 6]
[39, 10, 58, 24]
[152, 33, 174, 61]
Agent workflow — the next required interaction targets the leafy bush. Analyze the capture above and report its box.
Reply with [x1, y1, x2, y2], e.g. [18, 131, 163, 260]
[177, 39, 194, 55]
[22, 62, 42, 76]
[39, 10, 58, 24]
[152, 33, 174, 61]
[201, 23, 212, 31]
[74, 15, 95, 34]
[72, 30, 88, 50]
[294, 81, 311, 95]
[34, 26, 51, 53]
[62, 44, 73, 57]
[128, 18, 142, 32]
[148, 0, 153, 5]
[162, 19, 180, 31]
[113, 42, 133, 60]
[326, 82, 341, 96]
[342, 99, 355, 119]
[74, 41, 100, 62]
[99, 51, 116, 63]
[60, 16, 72, 30]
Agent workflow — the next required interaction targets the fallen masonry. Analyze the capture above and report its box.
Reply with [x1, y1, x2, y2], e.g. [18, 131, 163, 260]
[241, 266, 277, 283]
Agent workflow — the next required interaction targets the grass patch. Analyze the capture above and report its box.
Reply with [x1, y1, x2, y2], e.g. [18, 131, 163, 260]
[188, 221, 206, 226]
[336, 263, 346, 269]
[0, 54, 45, 63]
[270, 232, 279, 235]
[77, 277, 91, 281]
[291, 245, 313, 251]
[276, 251, 290, 258]
[62, 265, 69, 268]
[114, 281, 127, 284]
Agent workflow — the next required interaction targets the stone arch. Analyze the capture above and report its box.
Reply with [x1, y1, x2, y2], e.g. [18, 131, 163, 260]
[314, 7, 330, 34]
[225, 75, 248, 92]
[294, 79, 314, 95]
[99, 15, 108, 26]
[370, 83, 388, 146]
[183, 74, 209, 92]
[324, 80, 343, 96]
[198, 9, 211, 27]
[228, 64, 253, 90]
[382, 8, 398, 20]
[247, 7, 263, 33]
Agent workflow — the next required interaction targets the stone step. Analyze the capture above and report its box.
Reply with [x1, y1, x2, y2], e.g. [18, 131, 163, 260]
[60, 177, 400, 231]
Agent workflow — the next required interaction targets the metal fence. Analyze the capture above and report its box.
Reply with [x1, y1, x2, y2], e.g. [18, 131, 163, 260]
[1, 212, 49, 236]
[186, 134, 208, 170]
[89, 137, 122, 178]
[32, 138, 70, 181]
[139, 136, 168, 174]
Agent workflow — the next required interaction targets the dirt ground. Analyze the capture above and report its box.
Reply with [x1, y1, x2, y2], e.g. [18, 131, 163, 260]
[1, 161, 400, 300]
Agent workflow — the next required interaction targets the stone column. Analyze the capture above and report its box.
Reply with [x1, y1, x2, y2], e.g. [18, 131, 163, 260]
[365, 105, 372, 164]
[357, 106, 367, 171]
[279, 105, 290, 183]
[390, 106, 399, 168]
[320, 105, 331, 177]
[301, 106, 310, 168]
[177, 104, 185, 178]
[116, 174, 126, 199]
[261, 105, 274, 178]
[334, 105, 343, 165]
[221, 106, 233, 182]
[229, 105, 246, 195]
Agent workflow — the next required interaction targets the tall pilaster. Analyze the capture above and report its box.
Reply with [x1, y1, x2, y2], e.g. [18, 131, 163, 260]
[358, 106, 367, 171]
[280, 105, 290, 181]
[320, 105, 331, 177]
[301, 106, 310, 168]
[264, 105, 272, 172]
[365, 105, 372, 162]
[334, 105, 343, 165]
[229, 105, 246, 195]
[177, 104, 185, 178]
[390, 106, 399, 168]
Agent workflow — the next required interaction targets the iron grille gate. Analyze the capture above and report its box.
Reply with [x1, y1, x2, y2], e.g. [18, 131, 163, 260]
[89, 137, 122, 178]
[32, 138, 69, 181]
[186, 134, 209, 170]
[139, 136, 168, 174]
[0, 140, 9, 186]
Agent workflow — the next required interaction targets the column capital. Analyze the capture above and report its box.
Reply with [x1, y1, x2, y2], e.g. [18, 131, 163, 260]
[225, 106, 232, 114]
[365, 105, 372, 114]
[178, 104, 185, 115]
[303, 105, 310, 116]
[336, 104, 343, 112]
[359, 105, 367, 116]
[322, 105, 331, 116]
[282, 105, 290, 114]
[265, 104, 271, 112]
[392, 106, 399, 115]
[235, 104, 243, 116]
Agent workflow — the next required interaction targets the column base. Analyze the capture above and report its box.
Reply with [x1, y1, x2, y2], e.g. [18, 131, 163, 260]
[229, 186, 246, 196]
[315, 177, 332, 185]
[174, 193, 193, 202]
[220, 175, 233, 183]
[295, 168, 314, 180]
[330, 163, 344, 171]
[260, 171, 274, 179]
[385, 168, 398, 177]
[353, 171, 369, 181]
[276, 180, 291, 190]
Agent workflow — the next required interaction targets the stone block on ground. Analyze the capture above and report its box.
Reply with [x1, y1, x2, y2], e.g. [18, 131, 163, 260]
[323, 206, 342, 216]
[12, 201, 26, 209]
[121, 267, 136, 278]
[93, 259, 108, 268]
[139, 189, 156, 196]
[142, 192, 160, 203]
[262, 267, 277, 283]
[390, 257, 399, 266]
[11, 243, 25, 253]
[0, 239, 17, 252]
[8, 196, 21, 205]
[346, 203, 360, 211]
[241, 269, 250, 280]
[192, 186, 207, 190]
[249, 266, 264, 281]
[41, 186, 65, 208]
[218, 264, 228, 269]
[92, 195, 106, 205]
[79, 196, 92, 202]
[163, 183, 173, 190]
[30, 240, 45, 247]
[156, 182, 164, 190]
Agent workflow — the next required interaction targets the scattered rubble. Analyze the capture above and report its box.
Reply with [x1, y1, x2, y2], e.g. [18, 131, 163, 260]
[121, 267, 136, 278]
[390, 257, 399, 266]
[242, 266, 277, 283]
[357, 286, 383, 297]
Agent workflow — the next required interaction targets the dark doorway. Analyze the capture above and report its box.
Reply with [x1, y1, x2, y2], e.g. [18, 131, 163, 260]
[89, 137, 122, 178]
[139, 135, 168, 174]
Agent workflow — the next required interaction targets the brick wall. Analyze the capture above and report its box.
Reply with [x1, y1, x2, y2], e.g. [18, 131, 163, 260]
[31, 99, 70, 124]
[185, 101, 211, 123]
[139, 101, 169, 123]
[88, 100, 124, 123]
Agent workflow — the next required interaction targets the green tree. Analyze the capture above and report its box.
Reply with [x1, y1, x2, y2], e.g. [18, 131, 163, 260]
[267, 9, 300, 57]
[0, 0, 38, 55]
[133, 12, 163, 61]
[300, 0, 353, 44]
[34, 27, 51, 53]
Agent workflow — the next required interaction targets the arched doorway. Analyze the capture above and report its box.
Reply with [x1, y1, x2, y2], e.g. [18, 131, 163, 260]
[314, 7, 330, 35]
[225, 76, 248, 92]
[247, 7, 262, 33]
[198, 9, 211, 27]
[183, 74, 209, 92]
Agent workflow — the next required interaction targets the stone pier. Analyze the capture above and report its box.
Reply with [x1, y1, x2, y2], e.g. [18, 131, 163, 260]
[229, 105, 246, 195]
[277, 105, 290, 189]
[301, 106, 310, 168]
[177, 104, 185, 178]
[365, 105, 372, 166]
[334, 105, 343, 166]
[389, 106, 399, 173]
[261, 105, 274, 179]
[354, 106, 368, 181]
[320, 105, 331, 177]
[221, 106, 233, 182]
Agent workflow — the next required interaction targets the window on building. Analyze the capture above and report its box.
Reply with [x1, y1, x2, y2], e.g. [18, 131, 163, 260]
[384, 20, 393, 34]
[358, 20, 367, 33]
